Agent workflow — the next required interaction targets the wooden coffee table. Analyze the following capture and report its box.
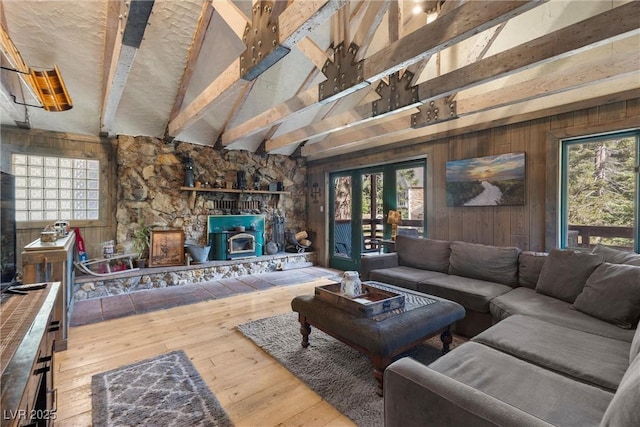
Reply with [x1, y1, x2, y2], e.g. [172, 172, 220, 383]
[291, 281, 465, 395]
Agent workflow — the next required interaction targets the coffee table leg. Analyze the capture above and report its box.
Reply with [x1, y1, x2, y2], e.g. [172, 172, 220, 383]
[298, 315, 311, 348]
[440, 326, 452, 354]
[371, 356, 390, 397]
[374, 366, 384, 396]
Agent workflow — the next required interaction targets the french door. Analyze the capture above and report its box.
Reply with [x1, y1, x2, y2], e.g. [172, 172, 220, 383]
[329, 160, 426, 271]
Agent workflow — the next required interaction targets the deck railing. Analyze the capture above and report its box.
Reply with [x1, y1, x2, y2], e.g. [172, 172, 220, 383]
[568, 225, 635, 250]
[335, 218, 424, 253]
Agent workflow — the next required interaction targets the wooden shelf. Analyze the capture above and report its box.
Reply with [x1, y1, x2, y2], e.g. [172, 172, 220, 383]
[180, 186, 290, 195]
[180, 186, 290, 209]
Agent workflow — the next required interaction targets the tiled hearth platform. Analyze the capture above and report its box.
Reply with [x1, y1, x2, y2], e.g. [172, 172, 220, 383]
[70, 264, 340, 327]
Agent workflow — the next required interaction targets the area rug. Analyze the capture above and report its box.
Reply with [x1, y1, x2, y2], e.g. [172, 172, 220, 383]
[237, 312, 461, 427]
[92, 350, 233, 427]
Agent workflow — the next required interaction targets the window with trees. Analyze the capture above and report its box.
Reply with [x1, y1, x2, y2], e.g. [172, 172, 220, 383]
[561, 131, 639, 252]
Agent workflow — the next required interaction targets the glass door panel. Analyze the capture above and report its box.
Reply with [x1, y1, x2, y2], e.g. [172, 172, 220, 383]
[395, 165, 425, 237]
[362, 172, 384, 252]
[330, 174, 357, 270]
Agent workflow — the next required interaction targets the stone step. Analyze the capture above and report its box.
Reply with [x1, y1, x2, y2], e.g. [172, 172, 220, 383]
[74, 251, 317, 300]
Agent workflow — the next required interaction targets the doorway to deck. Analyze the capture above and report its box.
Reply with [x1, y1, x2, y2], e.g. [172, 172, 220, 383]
[329, 160, 426, 271]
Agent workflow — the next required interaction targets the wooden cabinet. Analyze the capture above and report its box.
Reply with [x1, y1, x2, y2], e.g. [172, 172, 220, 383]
[21, 232, 75, 352]
[1, 282, 61, 427]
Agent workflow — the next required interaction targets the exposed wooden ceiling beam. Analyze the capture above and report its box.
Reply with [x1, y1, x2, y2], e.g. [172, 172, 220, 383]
[221, 0, 546, 146]
[100, 0, 122, 109]
[460, 49, 639, 115]
[211, 0, 251, 39]
[278, 0, 348, 48]
[267, 1, 640, 152]
[167, 0, 217, 126]
[296, 37, 333, 70]
[302, 48, 640, 158]
[101, 0, 154, 135]
[167, 57, 247, 137]
[166, 0, 346, 139]
[0, 22, 28, 123]
[352, 0, 390, 61]
[306, 0, 460, 152]
[388, 0, 400, 43]
[308, 78, 640, 162]
[305, 0, 390, 143]
[0, 22, 38, 102]
[301, 109, 417, 156]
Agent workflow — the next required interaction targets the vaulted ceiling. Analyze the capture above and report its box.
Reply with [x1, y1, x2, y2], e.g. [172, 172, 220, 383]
[1, 0, 639, 160]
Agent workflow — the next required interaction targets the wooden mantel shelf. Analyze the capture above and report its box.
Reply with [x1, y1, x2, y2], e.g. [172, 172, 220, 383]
[180, 186, 290, 209]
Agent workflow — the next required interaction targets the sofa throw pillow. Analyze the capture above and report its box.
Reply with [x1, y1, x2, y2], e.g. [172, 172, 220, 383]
[535, 248, 603, 303]
[518, 251, 548, 289]
[592, 244, 640, 266]
[448, 241, 520, 287]
[395, 235, 450, 273]
[573, 263, 640, 329]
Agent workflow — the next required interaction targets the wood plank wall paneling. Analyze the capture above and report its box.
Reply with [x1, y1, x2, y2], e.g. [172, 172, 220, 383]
[307, 97, 640, 258]
[0, 127, 116, 273]
[306, 168, 327, 265]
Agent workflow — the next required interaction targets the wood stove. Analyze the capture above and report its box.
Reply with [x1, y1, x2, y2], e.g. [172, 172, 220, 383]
[210, 230, 260, 260]
[227, 232, 256, 259]
[208, 215, 265, 260]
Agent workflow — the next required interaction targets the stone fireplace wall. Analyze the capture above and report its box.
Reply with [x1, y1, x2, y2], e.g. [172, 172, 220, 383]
[115, 135, 307, 252]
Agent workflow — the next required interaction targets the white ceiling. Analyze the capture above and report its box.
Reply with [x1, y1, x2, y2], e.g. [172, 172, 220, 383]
[1, 0, 639, 160]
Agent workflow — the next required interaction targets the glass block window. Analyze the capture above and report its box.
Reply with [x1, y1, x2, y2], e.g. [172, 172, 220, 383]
[12, 154, 100, 222]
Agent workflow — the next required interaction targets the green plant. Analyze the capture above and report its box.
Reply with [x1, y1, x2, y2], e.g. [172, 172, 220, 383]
[132, 224, 151, 260]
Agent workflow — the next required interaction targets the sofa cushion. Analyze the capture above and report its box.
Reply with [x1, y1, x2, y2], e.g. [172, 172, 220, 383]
[535, 248, 603, 303]
[600, 353, 640, 427]
[428, 342, 614, 427]
[448, 241, 520, 287]
[384, 358, 549, 427]
[573, 263, 640, 329]
[417, 275, 513, 313]
[517, 251, 547, 289]
[395, 235, 450, 273]
[490, 287, 636, 342]
[592, 244, 640, 266]
[472, 315, 629, 391]
[369, 267, 448, 291]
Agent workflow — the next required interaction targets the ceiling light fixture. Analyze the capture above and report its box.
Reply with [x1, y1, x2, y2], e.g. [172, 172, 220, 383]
[29, 66, 73, 111]
[0, 25, 73, 111]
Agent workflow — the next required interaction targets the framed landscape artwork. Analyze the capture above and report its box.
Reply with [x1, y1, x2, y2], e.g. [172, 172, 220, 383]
[446, 152, 526, 207]
[149, 229, 185, 267]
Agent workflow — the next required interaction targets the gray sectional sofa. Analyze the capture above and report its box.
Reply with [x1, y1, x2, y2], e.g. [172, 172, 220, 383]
[359, 235, 640, 426]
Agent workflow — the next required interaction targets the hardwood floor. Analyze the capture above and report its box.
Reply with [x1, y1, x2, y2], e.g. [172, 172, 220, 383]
[54, 278, 355, 426]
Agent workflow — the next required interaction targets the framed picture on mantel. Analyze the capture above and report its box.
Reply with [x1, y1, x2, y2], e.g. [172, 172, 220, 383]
[149, 229, 184, 267]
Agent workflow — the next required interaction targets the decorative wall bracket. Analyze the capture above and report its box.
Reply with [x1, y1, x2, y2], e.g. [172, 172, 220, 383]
[372, 71, 418, 117]
[318, 42, 367, 103]
[311, 182, 321, 204]
[411, 97, 458, 128]
[239, 1, 290, 81]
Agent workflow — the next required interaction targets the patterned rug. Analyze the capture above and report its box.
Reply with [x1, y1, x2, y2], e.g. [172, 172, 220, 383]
[92, 350, 233, 427]
[237, 312, 463, 427]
